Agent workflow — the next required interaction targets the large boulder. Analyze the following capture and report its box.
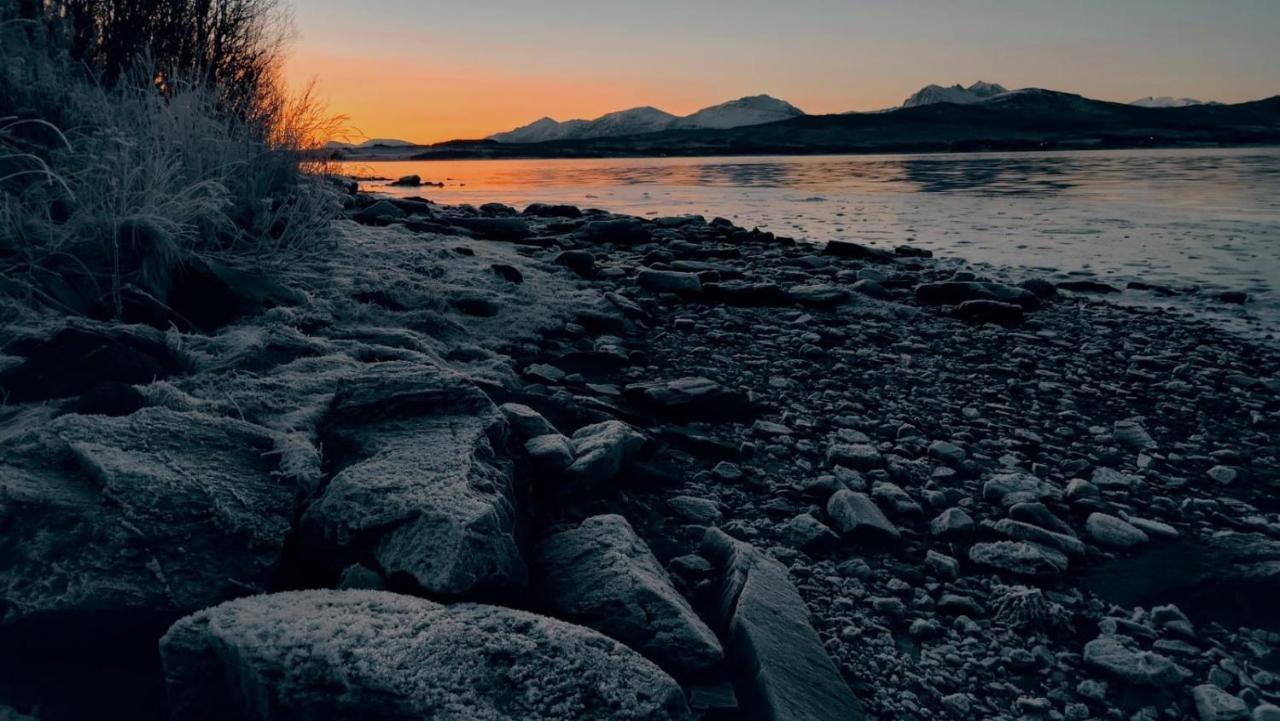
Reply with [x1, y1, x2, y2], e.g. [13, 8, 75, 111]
[700, 530, 865, 721]
[0, 408, 295, 625]
[301, 362, 525, 598]
[447, 216, 533, 241]
[533, 515, 723, 676]
[969, 541, 1069, 577]
[160, 590, 690, 721]
[577, 217, 652, 245]
[1082, 635, 1188, 688]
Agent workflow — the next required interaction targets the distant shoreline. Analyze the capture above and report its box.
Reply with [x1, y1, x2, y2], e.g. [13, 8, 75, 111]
[333, 140, 1280, 164]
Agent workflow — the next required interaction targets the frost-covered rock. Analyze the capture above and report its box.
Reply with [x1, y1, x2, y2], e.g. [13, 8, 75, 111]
[1082, 635, 1188, 688]
[301, 362, 525, 597]
[0, 408, 295, 623]
[565, 420, 646, 489]
[969, 541, 1069, 577]
[160, 590, 690, 721]
[700, 529, 863, 721]
[533, 515, 723, 676]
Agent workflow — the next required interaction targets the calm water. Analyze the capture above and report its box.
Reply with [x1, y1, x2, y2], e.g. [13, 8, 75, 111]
[349, 148, 1280, 337]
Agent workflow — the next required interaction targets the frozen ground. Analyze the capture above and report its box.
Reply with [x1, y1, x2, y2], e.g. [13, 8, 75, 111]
[352, 147, 1280, 340]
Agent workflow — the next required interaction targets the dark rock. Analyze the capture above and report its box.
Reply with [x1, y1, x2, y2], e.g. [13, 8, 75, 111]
[638, 269, 702, 294]
[301, 362, 525, 598]
[952, 299, 1025, 326]
[894, 245, 932, 258]
[1019, 278, 1059, 299]
[69, 381, 146, 416]
[700, 530, 864, 721]
[968, 541, 1068, 577]
[160, 590, 690, 721]
[916, 281, 1039, 309]
[850, 279, 892, 300]
[555, 250, 597, 278]
[389, 174, 422, 186]
[577, 217, 652, 245]
[1057, 280, 1121, 294]
[523, 203, 584, 218]
[1082, 635, 1188, 687]
[823, 240, 895, 263]
[1215, 290, 1249, 305]
[448, 216, 533, 241]
[479, 202, 518, 216]
[703, 281, 790, 306]
[533, 514, 723, 676]
[448, 292, 502, 317]
[564, 420, 646, 491]
[826, 490, 901, 542]
[0, 321, 183, 403]
[353, 200, 406, 223]
[490, 263, 523, 283]
[623, 377, 756, 421]
[787, 284, 850, 307]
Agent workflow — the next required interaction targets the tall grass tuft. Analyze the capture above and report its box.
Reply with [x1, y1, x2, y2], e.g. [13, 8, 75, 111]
[0, 0, 345, 322]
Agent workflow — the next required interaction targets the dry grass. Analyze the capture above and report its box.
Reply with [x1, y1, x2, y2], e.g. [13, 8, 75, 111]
[0, 8, 346, 322]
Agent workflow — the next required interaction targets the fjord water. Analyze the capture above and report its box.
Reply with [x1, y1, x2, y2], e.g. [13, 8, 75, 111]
[352, 147, 1280, 336]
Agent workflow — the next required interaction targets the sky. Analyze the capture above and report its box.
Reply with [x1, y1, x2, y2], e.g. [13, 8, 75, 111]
[284, 0, 1280, 144]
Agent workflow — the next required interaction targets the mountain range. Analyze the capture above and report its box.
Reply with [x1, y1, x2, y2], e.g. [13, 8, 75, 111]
[488, 95, 806, 143]
[325, 83, 1278, 160]
[1130, 96, 1218, 108]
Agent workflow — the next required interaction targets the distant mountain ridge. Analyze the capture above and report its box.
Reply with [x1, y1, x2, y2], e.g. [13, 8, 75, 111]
[489, 95, 805, 143]
[1130, 96, 1218, 108]
[902, 81, 1009, 108]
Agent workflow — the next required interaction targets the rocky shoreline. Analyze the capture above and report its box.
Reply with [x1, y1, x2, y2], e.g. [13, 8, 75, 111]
[1, 189, 1278, 721]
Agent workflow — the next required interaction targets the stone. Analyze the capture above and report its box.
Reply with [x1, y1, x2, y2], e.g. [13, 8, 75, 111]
[1085, 513, 1150, 549]
[850, 279, 892, 300]
[525, 434, 575, 472]
[448, 216, 533, 241]
[993, 519, 1087, 558]
[968, 541, 1069, 577]
[1082, 636, 1187, 688]
[931, 507, 976, 538]
[1253, 704, 1280, 721]
[1208, 465, 1238, 484]
[781, 513, 840, 551]
[668, 496, 723, 525]
[826, 490, 901, 542]
[160, 590, 689, 721]
[390, 173, 422, 186]
[624, 377, 755, 421]
[1019, 278, 1059, 299]
[302, 362, 525, 598]
[523, 202, 583, 218]
[787, 284, 850, 307]
[354, 199, 405, 222]
[0, 408, 297, 624]
[827, 443, 883, 470]
[577, 217, 653, 244]
[565, 420, 646, 489]
[555, 250, 597, 277]
[700, 530, 864, 721]
[638, 269, 702, 294]
[983, 472, 1060, 507]
[500, 402, 559, 440]
[928, 440, 967, 466]
[534, 515, 723, 676]
[1113, 419, 1156, 452]
[1092, 466, 1140, 488]
[823, 239, 895, 262]
[953, 299, 1025, 326]
[926, 550, 960, 580]
[490, 263, 523, 283]
[915, 281, 1040, 309]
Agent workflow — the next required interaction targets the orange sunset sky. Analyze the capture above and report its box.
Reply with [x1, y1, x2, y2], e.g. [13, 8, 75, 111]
[285, 0, 1280, 144]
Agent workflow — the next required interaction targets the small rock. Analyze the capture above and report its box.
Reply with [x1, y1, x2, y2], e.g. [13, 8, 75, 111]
[826, 490, 900, 541]
[1190, 684, 1249, 721]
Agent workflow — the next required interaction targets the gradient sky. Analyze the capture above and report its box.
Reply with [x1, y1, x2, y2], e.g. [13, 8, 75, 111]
[285, 0, 1280, 143]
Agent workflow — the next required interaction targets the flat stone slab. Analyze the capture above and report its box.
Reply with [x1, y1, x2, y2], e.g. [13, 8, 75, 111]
[534, 514, 723, 676]
[701, 529, 865, 721]
[302, 362, 525, 598]
[160, 590, 690, 721]
[0, 408, 294, 622]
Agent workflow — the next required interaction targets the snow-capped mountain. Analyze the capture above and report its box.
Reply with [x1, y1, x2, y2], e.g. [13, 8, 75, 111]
[1130, 96, 1214, 108]
[902, 81, 1009, 108]
[674, 95, 805, 130]
[489, 95, 804, 143]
